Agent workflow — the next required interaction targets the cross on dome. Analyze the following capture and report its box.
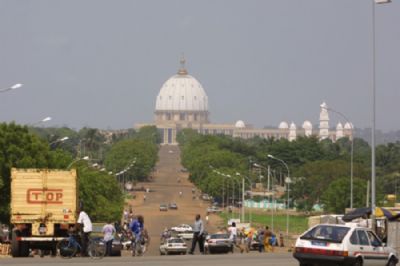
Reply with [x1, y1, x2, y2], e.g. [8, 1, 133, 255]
[177, 54, 188, 75]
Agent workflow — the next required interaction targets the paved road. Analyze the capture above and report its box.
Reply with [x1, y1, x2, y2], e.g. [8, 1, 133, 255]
[1, 253, 299, 266]
[128, 145, 223, 256]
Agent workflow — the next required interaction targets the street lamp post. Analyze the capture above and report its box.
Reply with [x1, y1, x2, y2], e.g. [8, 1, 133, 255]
[49, 136, 69, 147]
[236, 172, 253, 224]
[371, 0, 391, 231]
[67, 156, 89, 170]
[253, 163, 275, 231]
[29, 116, 52, 127]
[324, 106, 354, 209]
[268, 154, 290, 238]
[0, 83, 23, 93]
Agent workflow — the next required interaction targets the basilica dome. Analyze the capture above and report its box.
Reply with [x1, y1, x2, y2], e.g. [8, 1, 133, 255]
[155, 58, 208, 112]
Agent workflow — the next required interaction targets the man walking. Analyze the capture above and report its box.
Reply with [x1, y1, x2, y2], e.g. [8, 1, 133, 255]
[77, 206, 92, 257]
[189, 214, 205, 254]
[102, 221, 116, 256]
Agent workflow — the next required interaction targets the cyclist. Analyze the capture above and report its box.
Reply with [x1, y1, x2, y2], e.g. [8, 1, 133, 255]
[129, 215, 149, 256]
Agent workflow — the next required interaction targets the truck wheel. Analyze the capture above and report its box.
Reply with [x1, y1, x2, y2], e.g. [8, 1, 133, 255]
[11, 230, 21, 257]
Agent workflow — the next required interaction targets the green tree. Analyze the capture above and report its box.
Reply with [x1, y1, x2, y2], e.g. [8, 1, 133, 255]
[0, 123, 73, 222]
[76, 162, 123, 222]
[321, 177, 367, 213]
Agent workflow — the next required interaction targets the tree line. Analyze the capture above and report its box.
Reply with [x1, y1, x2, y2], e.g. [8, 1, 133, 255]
[177, 129, 400, 214]
[0, 123, 159, 223]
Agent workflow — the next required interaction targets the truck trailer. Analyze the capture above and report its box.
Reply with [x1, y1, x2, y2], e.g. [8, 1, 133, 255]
[10, 168, 78, 257]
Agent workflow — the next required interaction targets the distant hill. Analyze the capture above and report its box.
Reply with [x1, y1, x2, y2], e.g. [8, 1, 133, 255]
[355, 128, 400, 145]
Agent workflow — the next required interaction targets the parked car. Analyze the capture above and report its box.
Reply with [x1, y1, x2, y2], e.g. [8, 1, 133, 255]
[91, 224, 123, 256]
[159, 204, 168, 212]
[168, 203, 178, 210]
[207, 206, 222, 213]
[171, 224, 192, 233]
[202, 194, 211, 201]
[293, 223, 398, 266]
[204, 233, 233, 254]
[177, 231, 193, 240]
[159, 237, 187, 255]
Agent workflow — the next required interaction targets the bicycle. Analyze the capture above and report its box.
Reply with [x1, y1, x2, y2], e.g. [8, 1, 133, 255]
[131, 232, 149, 257]
[57, 233, 106, 259]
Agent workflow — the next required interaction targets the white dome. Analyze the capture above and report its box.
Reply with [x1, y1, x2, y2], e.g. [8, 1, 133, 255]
[336, 122, 343, 130]
[235, 120, 246, 128]
[302, 120, 312, 129]
[155, 60, 208, 112]
[344, 122, 353, 129]
[290, 122, 297, 130]
[278, 121, 289, 129]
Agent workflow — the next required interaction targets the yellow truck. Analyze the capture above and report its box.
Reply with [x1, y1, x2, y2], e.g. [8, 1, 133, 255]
[10, 168, 78, 257]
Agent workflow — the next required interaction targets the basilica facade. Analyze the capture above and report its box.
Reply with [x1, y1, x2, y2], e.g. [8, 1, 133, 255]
[136, 58, 353, 145]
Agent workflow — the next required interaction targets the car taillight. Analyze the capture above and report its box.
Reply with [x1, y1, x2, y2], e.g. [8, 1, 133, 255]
[295, 247, 348, 257]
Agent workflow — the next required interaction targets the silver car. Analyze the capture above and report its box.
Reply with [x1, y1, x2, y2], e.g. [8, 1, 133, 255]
[159, 237, 187, 255]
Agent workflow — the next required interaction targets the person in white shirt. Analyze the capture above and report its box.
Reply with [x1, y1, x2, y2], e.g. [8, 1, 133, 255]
[77, 207, 92, 257]
[228, 222, 244, 253]
[102, 221, 116, 256]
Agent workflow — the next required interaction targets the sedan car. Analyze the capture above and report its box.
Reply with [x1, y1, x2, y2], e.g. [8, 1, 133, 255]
[293, 223, 398, 266]
[171, 224, 193, 233]
[207, 206, 222, 213]
[168, 203, 178, 210]
[159, 204, 168, 211]
[204, 233, 233, 254]
[159, 237, 187, 255]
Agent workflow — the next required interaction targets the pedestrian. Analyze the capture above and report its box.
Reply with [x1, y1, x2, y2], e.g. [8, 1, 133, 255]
[205, 215, 209, 224]
[130, 215, 146, 256]
[264, 226, 273, 252]
[246, 229, 254, 252]
[102, 221, 116, 256]
[279, 231, 285, 247]
[228, 222, 244, 253]
[77, 205, 92, 257]
[257, 228, 265, 253]
[123, 209, 129, 224]
[189, 214, 205, 254]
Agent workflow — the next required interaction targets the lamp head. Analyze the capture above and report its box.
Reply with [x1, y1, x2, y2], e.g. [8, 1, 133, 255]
[10, 83, 23, 90]
[42, 117, 52, 122]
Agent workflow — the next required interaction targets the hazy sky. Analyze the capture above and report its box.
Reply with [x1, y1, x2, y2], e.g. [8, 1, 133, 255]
[0, 0, 399, 131]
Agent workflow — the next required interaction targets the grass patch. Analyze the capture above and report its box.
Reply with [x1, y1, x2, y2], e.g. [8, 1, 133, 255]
[219, 211, 308, 235]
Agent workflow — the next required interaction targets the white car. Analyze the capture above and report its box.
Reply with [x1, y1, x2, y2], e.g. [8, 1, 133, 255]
[159, 237, 187, 255]
[293, 223, 398, 266]
[171, 224, 193, 233]
[177, 231, 194, 240]
[204, 233, 233, 254]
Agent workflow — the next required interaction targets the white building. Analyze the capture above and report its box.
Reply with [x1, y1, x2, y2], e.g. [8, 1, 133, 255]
[136, 58, 352, 145]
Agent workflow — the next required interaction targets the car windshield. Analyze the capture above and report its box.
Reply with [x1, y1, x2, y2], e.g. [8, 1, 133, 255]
[300, 225, 350, 243]
[169, 238, 184, 243]
[210, 234, 229, 239]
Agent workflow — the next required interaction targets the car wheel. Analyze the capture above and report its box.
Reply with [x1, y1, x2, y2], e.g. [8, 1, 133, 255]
[387, 257, 397, 266]
[354, 258, 363, 266]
